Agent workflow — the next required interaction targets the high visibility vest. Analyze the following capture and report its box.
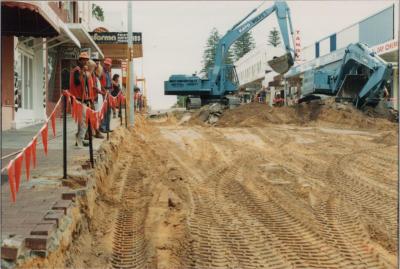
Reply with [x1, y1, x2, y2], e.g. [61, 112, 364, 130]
[100, 70, 112, 89]
[88, 73, 97, 102]
[69, 66, 87, 100]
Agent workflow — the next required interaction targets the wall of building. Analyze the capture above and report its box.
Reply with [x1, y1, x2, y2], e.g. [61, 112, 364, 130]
[235, 45, 284, 88]
[301, 4, 397, 61]
[1, 36, 14, 130]
[78, 1, 92, 30]
[48, 2, 69, 23]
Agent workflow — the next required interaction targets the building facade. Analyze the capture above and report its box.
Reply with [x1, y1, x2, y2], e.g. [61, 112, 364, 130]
[234, 3, 398, 107]
[1, 1, 102, 130]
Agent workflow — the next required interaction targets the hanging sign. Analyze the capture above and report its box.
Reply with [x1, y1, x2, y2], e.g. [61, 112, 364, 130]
[294, 29, 301, 63]
[89, 32, 142, 44]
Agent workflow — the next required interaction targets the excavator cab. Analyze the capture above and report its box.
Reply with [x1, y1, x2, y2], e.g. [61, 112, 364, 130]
[268, 52, 294, 74]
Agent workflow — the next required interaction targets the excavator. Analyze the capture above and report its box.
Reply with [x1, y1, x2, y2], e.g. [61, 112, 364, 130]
[164, 1, 296, 109]
[299, 42, 393, 109]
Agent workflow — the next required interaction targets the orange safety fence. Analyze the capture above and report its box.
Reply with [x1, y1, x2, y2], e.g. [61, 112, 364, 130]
[2, 90, 126, 203]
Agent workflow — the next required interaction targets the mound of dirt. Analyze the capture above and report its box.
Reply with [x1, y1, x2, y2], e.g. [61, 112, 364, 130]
[215, 100, 397, 130]
[187, 103, 225, 126]
[372, 131, 398, 146]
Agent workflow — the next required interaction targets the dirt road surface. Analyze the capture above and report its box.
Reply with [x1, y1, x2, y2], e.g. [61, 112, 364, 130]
[56, 104, 397, 269]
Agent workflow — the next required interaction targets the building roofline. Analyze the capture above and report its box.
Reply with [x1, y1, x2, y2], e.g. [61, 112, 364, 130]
[302, 3, 395, 50]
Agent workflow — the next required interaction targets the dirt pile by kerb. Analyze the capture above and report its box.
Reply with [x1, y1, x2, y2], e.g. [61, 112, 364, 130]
[216, 100, 396, 130]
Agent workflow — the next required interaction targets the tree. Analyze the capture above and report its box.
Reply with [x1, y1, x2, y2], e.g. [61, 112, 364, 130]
[201, 28, 234, 76]
[232, 31, 255, 61]
[92, 4, 105, 22]
[268, 27, 281, 47]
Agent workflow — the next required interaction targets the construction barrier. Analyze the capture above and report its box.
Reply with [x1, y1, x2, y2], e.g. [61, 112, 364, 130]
[2, 90, 126, 202]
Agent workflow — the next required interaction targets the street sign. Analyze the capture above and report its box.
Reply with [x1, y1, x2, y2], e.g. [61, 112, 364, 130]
[89, 32, 142, 44]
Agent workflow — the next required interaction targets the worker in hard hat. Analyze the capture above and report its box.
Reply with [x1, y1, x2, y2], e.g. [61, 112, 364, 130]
[69, 51, 90, 147]
[99, 58, 113, 133]
[87, 59, 104, 139]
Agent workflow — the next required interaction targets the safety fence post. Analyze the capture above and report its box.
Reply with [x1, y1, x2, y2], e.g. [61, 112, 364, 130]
[120, 98, 123, 126]
[88, 119, 94, 168]
[106, 103, 110, 140]
[125, 101, 128, 128]
[63, 94, 67, 179]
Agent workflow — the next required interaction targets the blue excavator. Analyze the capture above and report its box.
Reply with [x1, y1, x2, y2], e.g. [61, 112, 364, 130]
[299, 42, 393, 109]
[164, 1, 296, 109]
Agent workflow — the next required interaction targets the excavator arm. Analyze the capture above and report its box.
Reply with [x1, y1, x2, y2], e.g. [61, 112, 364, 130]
[210, 1, 295, 95]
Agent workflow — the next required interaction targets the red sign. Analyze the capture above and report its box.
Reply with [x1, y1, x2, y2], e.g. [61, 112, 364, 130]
[372, 40, 398, 55]
[294, 29, 301, 63]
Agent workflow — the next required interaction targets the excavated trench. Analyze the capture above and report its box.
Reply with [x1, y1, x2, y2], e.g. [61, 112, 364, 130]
[19, 107, 398, 269]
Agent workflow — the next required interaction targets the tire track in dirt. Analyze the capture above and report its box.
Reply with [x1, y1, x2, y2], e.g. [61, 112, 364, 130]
[109, 121, 397, 269]
[111, 167, 151, 269]
[325, 150, 398, 254]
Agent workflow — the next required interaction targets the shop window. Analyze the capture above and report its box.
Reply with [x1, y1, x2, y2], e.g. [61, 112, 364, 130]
[14, 50, 33, 110]
[47, 47, 59, 102]
[15, 39, 35, 111]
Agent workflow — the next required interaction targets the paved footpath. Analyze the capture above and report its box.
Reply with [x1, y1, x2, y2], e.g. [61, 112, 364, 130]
[1, 114, 125, 266]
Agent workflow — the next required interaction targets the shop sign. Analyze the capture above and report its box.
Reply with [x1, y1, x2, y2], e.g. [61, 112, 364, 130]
[372, 40, 398, 55]
[294, 29, 301, 62]
[89, 32, 142, 44]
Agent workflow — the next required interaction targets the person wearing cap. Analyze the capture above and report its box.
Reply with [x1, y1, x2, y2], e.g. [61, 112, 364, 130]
[87, 59, 104, 139]
[99, 58, 113, 133]
[91, 53, 105, 111]
[70, 51, 91, 147]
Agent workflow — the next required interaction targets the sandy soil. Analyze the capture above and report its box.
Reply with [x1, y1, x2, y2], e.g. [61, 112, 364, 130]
[52, 103, 397, 268]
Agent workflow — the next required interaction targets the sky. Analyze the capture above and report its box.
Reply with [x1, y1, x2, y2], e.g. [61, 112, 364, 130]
[92, 0, 396, 110]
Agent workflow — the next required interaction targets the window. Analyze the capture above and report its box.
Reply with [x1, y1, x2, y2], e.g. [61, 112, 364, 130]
[15, 50, 34, 110]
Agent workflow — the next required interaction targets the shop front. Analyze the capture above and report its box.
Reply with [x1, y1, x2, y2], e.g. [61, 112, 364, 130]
[1, 1, 79, 129]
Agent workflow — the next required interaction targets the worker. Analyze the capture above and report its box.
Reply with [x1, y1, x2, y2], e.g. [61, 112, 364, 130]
[99, 58, 113, 133]
[111, 74, 122, 118]
[134, 86, 140, 112]
[87, 59, 104, 139]
[69, 51, 90, 147]
[93, 57, 105, 112]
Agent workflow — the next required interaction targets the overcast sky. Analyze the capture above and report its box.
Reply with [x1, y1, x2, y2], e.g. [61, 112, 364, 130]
[92, 0, 395, 110]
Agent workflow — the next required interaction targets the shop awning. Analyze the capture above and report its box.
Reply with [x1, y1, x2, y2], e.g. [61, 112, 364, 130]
[1, 1, 60, 37]
[2, 1, 80, 49]
[46, 23, 81, 49]
[67, 24, 104, 59]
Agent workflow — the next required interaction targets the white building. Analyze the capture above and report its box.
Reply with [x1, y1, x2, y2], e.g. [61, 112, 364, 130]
[235, 45, 284, 90]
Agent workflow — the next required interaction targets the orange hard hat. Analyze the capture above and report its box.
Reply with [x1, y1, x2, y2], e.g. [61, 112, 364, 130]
[78, 51, 90, 59]
[104, 58, 112, 65]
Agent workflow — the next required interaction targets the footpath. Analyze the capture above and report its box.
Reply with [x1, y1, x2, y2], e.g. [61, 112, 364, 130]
[1, 114, 124, 268]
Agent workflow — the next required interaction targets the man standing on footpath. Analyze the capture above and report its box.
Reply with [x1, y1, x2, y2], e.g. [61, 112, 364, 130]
[99, 58, 113, 133]
[69, 52, 90, 148]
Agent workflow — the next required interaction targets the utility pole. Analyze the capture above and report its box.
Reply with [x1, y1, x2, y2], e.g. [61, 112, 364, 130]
[126, 1, 135, 126]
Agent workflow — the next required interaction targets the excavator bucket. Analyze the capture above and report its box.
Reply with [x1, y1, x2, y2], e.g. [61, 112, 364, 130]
[268, 52, 294, 74]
